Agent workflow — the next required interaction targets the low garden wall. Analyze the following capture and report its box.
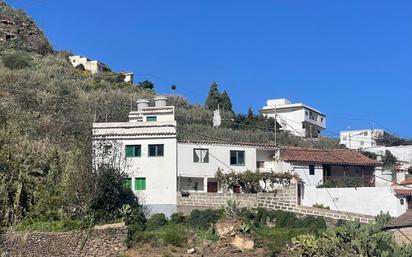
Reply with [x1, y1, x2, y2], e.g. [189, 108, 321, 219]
[0, 223, 127, 257]
[177, 184, 375, 223]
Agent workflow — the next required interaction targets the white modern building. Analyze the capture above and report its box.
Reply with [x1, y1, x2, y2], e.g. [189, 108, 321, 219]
[340, 129, 385, 150]
[261, 99, 326, 138]
[69, 55, 111, 74]
[92, 96, 177, 216]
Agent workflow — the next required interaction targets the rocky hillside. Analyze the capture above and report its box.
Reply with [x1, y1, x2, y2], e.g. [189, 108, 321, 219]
[0, 1, 53, 54]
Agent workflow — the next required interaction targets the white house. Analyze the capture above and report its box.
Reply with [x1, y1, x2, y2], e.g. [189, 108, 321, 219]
[92, 96, 177, 216]
[261, 99, 326, 138]
[69, 55, 111, 74]
[340, 129, 385, 150]
[367, 145, 412, 172]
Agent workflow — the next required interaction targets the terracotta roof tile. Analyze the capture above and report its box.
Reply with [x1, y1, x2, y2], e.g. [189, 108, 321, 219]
[385, 210, 412, 229]
[279, 147, 379, 166]
[394, 189, 412, 196]
[399, 177, 412, 185]
[177, 139, 278, 149]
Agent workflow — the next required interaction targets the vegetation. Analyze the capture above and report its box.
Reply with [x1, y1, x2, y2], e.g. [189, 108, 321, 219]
[215, 169, 294, 193]
[376, 132, 412, 147]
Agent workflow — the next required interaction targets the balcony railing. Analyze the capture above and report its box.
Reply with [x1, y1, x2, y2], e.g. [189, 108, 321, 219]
[319, 175, 375, 188]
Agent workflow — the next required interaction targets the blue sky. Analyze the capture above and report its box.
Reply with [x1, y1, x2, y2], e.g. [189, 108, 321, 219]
[8, 0, 412, 138]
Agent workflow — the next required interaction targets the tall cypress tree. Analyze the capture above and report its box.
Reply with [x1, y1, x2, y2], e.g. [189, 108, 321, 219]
[220, 90, 233, 113]
[205, 81, 221, 110]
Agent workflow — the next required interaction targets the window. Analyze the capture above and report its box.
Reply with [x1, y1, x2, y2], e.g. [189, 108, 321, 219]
[146, 116, 157, 122]
[135, 178, 146, 191]
[342, 136, 348, 141]
[257, 161, 265, 169]
[230, 150, 245, 166]
[320, 117, 324, 123]
[148, 144, 164, 157]
[401, 198, 405, 205]
[125, 145, 141, 157]
[305, 111, 309, 116]
[193, 148, 209, 163]
[364, 131, 368, 136]
[309, 165, 315, 175]
[360, 141, 364, 146]
[123, 178, 132, 190]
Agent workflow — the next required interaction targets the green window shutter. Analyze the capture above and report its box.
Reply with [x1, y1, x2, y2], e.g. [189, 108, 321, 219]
[146, 116, 157, 122]
[123, 178, 132, 190]
[126, 145, 134, 157]
[135, 178, 146, 191]
[136, 145, 141, 157]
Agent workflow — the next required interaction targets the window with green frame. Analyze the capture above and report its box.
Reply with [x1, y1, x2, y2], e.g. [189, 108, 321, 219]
[148, 144, 164, 157]
[146, 116, 157, 122]
[123, 178, 132, 190]
[135, 178, 146, 191]
[125, 145, 141, 157]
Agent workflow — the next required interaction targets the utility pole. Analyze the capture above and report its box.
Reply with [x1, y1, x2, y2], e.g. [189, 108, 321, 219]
[274, 105, 277, 147]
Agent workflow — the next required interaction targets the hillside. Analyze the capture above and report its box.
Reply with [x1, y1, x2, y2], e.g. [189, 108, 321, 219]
[0, 1, 53, 54]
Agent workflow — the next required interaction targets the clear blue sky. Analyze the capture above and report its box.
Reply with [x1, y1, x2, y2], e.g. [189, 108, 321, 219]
[8, 0, 412, 138]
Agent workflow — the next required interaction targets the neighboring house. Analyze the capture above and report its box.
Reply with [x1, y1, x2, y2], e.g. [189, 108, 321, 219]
[69, 55, 111, 74]
[261, 98, 326, 138]
[367, 145, 412, 172]
[384, 210, 412, 245]
[92, 96, 177, 216]
[340, 129, 384, 150]
[120, 72, 134, 84]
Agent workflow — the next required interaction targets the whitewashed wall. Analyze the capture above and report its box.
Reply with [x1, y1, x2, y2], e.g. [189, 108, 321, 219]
[302, 186, 407, 217]
[177, 143, 257, 177]
[272, 161, 323, 186]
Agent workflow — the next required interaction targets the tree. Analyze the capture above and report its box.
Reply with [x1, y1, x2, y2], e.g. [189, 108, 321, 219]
[219, 90, 233, 113]
[205, 81, 221, 110]
[137, 80, 155, 90]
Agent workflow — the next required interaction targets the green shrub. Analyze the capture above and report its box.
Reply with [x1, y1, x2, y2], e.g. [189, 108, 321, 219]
[15, 219, 81, 232]
[146, 213, 167, 231]
[312, 203, 330, 209]
[158, 224, 188, 246]
[169, 212, 185, 224]
[187, 209, 221, 229]
[298, 216, 326, 234]
[1, 51, 31, 69]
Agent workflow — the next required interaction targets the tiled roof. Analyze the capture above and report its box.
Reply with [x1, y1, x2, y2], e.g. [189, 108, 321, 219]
[279, 147, 379, 166]
[399, 177, 412, 185]
[177, 139, 278, 149]
[394, 189, 412, 196]
[385, 210, 412, 229]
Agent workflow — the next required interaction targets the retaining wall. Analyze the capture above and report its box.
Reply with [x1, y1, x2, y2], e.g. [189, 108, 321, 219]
[177, 185, 375, 223]
[0, 223, 127, 257]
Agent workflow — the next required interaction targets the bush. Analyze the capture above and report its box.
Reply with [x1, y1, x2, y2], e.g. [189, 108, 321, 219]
[15, 219, 81, 232]
[1, 51, 31, 69]
[187, 209, 222, 229]
[298, 216, 327, 234]
[169, 212, 185, 224]
[158, 224, 188, 246]
[146, 213, 167, 231]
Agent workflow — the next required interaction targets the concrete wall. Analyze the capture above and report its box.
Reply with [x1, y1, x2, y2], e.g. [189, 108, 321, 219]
[178, 143, 257, 177]
[302, 186, 407, 217]
[272, 161, 324, 186]
[0, 223, 127, 257]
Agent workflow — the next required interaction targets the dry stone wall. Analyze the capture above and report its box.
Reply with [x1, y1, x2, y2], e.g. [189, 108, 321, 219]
[0, 223, 127, 257]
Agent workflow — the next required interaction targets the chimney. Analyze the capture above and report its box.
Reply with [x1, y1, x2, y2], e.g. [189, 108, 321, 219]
[213, 109, 221, 127]
[154, 96, 167, 107]
[136, 99, 150, 111]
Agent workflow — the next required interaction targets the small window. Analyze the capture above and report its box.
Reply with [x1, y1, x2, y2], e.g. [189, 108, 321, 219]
[320, 117, 324, 123]
[342, 136, 348, 141]
[123, 178, 132, 190]
[364, 131, 368, 136]
[193, 148, 209, 163]
[125, 145, 141, 157]
[401, 198, 405, 205]
[360, 141, 364, 146]
[146, 116, 157, 122]
[230, 150, 245, 166]
[135, 178, 146, 191]
[257, 161, 265, 169]
[148, 144, 164, 157]
[305, 111, 309, 116]
[309, 165, 315, 175]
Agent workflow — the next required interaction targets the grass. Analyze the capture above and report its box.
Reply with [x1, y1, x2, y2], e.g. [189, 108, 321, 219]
[15, 219, 82, 232]
[256, 227, 311, 254]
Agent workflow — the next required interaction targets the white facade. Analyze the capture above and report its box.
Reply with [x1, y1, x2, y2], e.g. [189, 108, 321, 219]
[302, 186, 407, 217]
[261, 98, 326, 137]
[340, 129, 384, 150]
[69, 55, 110, 74]
[92, 98, 177, 216]
[367, 145, 412, 171]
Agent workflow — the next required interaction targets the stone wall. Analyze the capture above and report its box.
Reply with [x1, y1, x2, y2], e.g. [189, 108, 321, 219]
[0, 223, 127, 257]
[388, 227, 412, 246]
[177, 185, 375, 223]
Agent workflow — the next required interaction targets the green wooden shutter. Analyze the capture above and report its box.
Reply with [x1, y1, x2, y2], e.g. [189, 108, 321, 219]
[136, 145, 141, 157]
[123, 178, 132, 190]
[135, 178, 146, 190]
[146, 116, 157, 122]
[126, 145, 134, 157]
